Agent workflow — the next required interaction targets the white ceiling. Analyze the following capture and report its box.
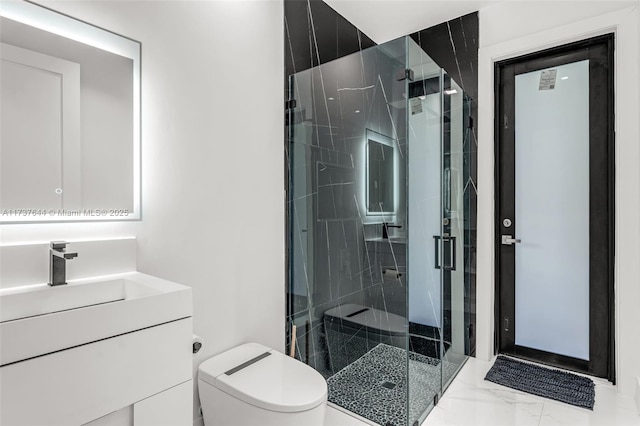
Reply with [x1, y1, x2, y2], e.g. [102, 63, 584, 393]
[322, 0, 498, 44]
[322, 0, 639, 45]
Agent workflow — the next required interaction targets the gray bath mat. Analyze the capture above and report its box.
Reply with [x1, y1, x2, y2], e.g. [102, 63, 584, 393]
[484, 356, 595, 409]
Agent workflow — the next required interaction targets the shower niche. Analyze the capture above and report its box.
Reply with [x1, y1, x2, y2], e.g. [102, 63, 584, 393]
[286, 36, 473, 425]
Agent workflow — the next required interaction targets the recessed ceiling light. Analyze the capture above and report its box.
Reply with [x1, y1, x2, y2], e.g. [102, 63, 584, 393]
[443, 89, 458, 95]
[328, 97, 335, 101]
[561, 76, 569, 80]
[355, 110, 361, 114]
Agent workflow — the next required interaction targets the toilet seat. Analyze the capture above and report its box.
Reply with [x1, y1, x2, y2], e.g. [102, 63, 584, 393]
[198, 343, 327, 413]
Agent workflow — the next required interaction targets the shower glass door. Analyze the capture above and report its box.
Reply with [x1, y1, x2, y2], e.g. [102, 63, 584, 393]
[405, 38, 445, 424]
[405, 38, 470, 424]
[439, 74, 471, 390]
[286, 35, 472, 426]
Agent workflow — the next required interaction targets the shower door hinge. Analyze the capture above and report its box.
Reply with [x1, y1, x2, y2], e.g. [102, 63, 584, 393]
[504, 317, 510, 332]
[285, 99, 297, 110]
[503, 114, 509, 129]
[396, 68, 414, 82]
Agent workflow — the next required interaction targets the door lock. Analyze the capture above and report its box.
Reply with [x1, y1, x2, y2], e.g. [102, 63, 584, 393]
[501, 235, 522, 245]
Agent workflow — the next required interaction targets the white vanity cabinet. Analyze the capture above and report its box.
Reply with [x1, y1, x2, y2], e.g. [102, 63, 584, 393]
[1, 318, 192, 426]
[0, 272, 193, 426]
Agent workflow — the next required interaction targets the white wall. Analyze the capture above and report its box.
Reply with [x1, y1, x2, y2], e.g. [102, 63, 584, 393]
[479, 1, 638, 47]
[476, 2, 640, 397]
[0, 0, 284, 423]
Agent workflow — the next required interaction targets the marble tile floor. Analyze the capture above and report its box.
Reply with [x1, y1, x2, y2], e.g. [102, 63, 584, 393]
[325, 357, 640, 426]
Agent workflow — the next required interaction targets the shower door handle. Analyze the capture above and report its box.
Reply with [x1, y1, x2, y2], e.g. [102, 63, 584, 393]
[434, 235, 456, 271]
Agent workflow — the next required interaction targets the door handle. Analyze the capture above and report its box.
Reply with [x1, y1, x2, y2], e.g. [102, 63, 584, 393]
[501, 235, 522, 245]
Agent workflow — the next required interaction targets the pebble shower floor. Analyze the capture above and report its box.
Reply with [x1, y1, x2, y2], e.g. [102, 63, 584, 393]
[327, 344, 459, 426]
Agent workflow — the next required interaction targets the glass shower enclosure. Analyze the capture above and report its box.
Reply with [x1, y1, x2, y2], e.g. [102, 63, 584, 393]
[286, 36, 472, 425]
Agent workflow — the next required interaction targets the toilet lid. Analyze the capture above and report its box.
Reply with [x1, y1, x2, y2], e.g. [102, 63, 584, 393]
[199, 343, 327, 413]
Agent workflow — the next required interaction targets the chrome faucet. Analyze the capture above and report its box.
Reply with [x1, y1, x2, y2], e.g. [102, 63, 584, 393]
[49, 241, 78, 286]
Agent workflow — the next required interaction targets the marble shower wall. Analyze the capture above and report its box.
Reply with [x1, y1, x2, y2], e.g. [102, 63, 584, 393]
[284, 0, 376, 78]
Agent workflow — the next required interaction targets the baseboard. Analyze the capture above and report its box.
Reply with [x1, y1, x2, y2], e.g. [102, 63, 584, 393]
[635, 377, 640, 416]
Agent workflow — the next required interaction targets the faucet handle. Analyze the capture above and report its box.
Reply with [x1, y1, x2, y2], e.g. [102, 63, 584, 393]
[50, 241, 69, 250]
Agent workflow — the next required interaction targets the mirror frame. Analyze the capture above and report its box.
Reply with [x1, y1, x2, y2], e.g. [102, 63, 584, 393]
[365, 129, 397, 216]
[0, 0, 141, 223]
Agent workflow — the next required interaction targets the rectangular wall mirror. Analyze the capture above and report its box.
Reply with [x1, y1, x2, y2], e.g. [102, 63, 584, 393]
[0, 1, 140, 223]
[366, 129, 395, 215]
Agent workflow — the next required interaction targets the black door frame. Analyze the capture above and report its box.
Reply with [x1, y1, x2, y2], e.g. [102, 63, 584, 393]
[494, 34, 615, 382]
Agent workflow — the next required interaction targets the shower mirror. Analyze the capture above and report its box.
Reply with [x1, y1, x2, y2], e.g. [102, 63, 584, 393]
[0, 1, 140, 223]
[366, 129, 395, 215]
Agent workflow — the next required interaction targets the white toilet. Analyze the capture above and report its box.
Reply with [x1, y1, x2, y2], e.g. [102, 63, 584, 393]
[198, 342, 327, 426]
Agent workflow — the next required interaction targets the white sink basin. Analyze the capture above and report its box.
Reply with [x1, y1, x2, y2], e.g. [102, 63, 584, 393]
[0, 279, 160, 323]
[0, 272, 191, 365]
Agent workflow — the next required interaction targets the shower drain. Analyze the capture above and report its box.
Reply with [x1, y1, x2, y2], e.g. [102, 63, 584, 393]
[381, 381, 396, 389]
